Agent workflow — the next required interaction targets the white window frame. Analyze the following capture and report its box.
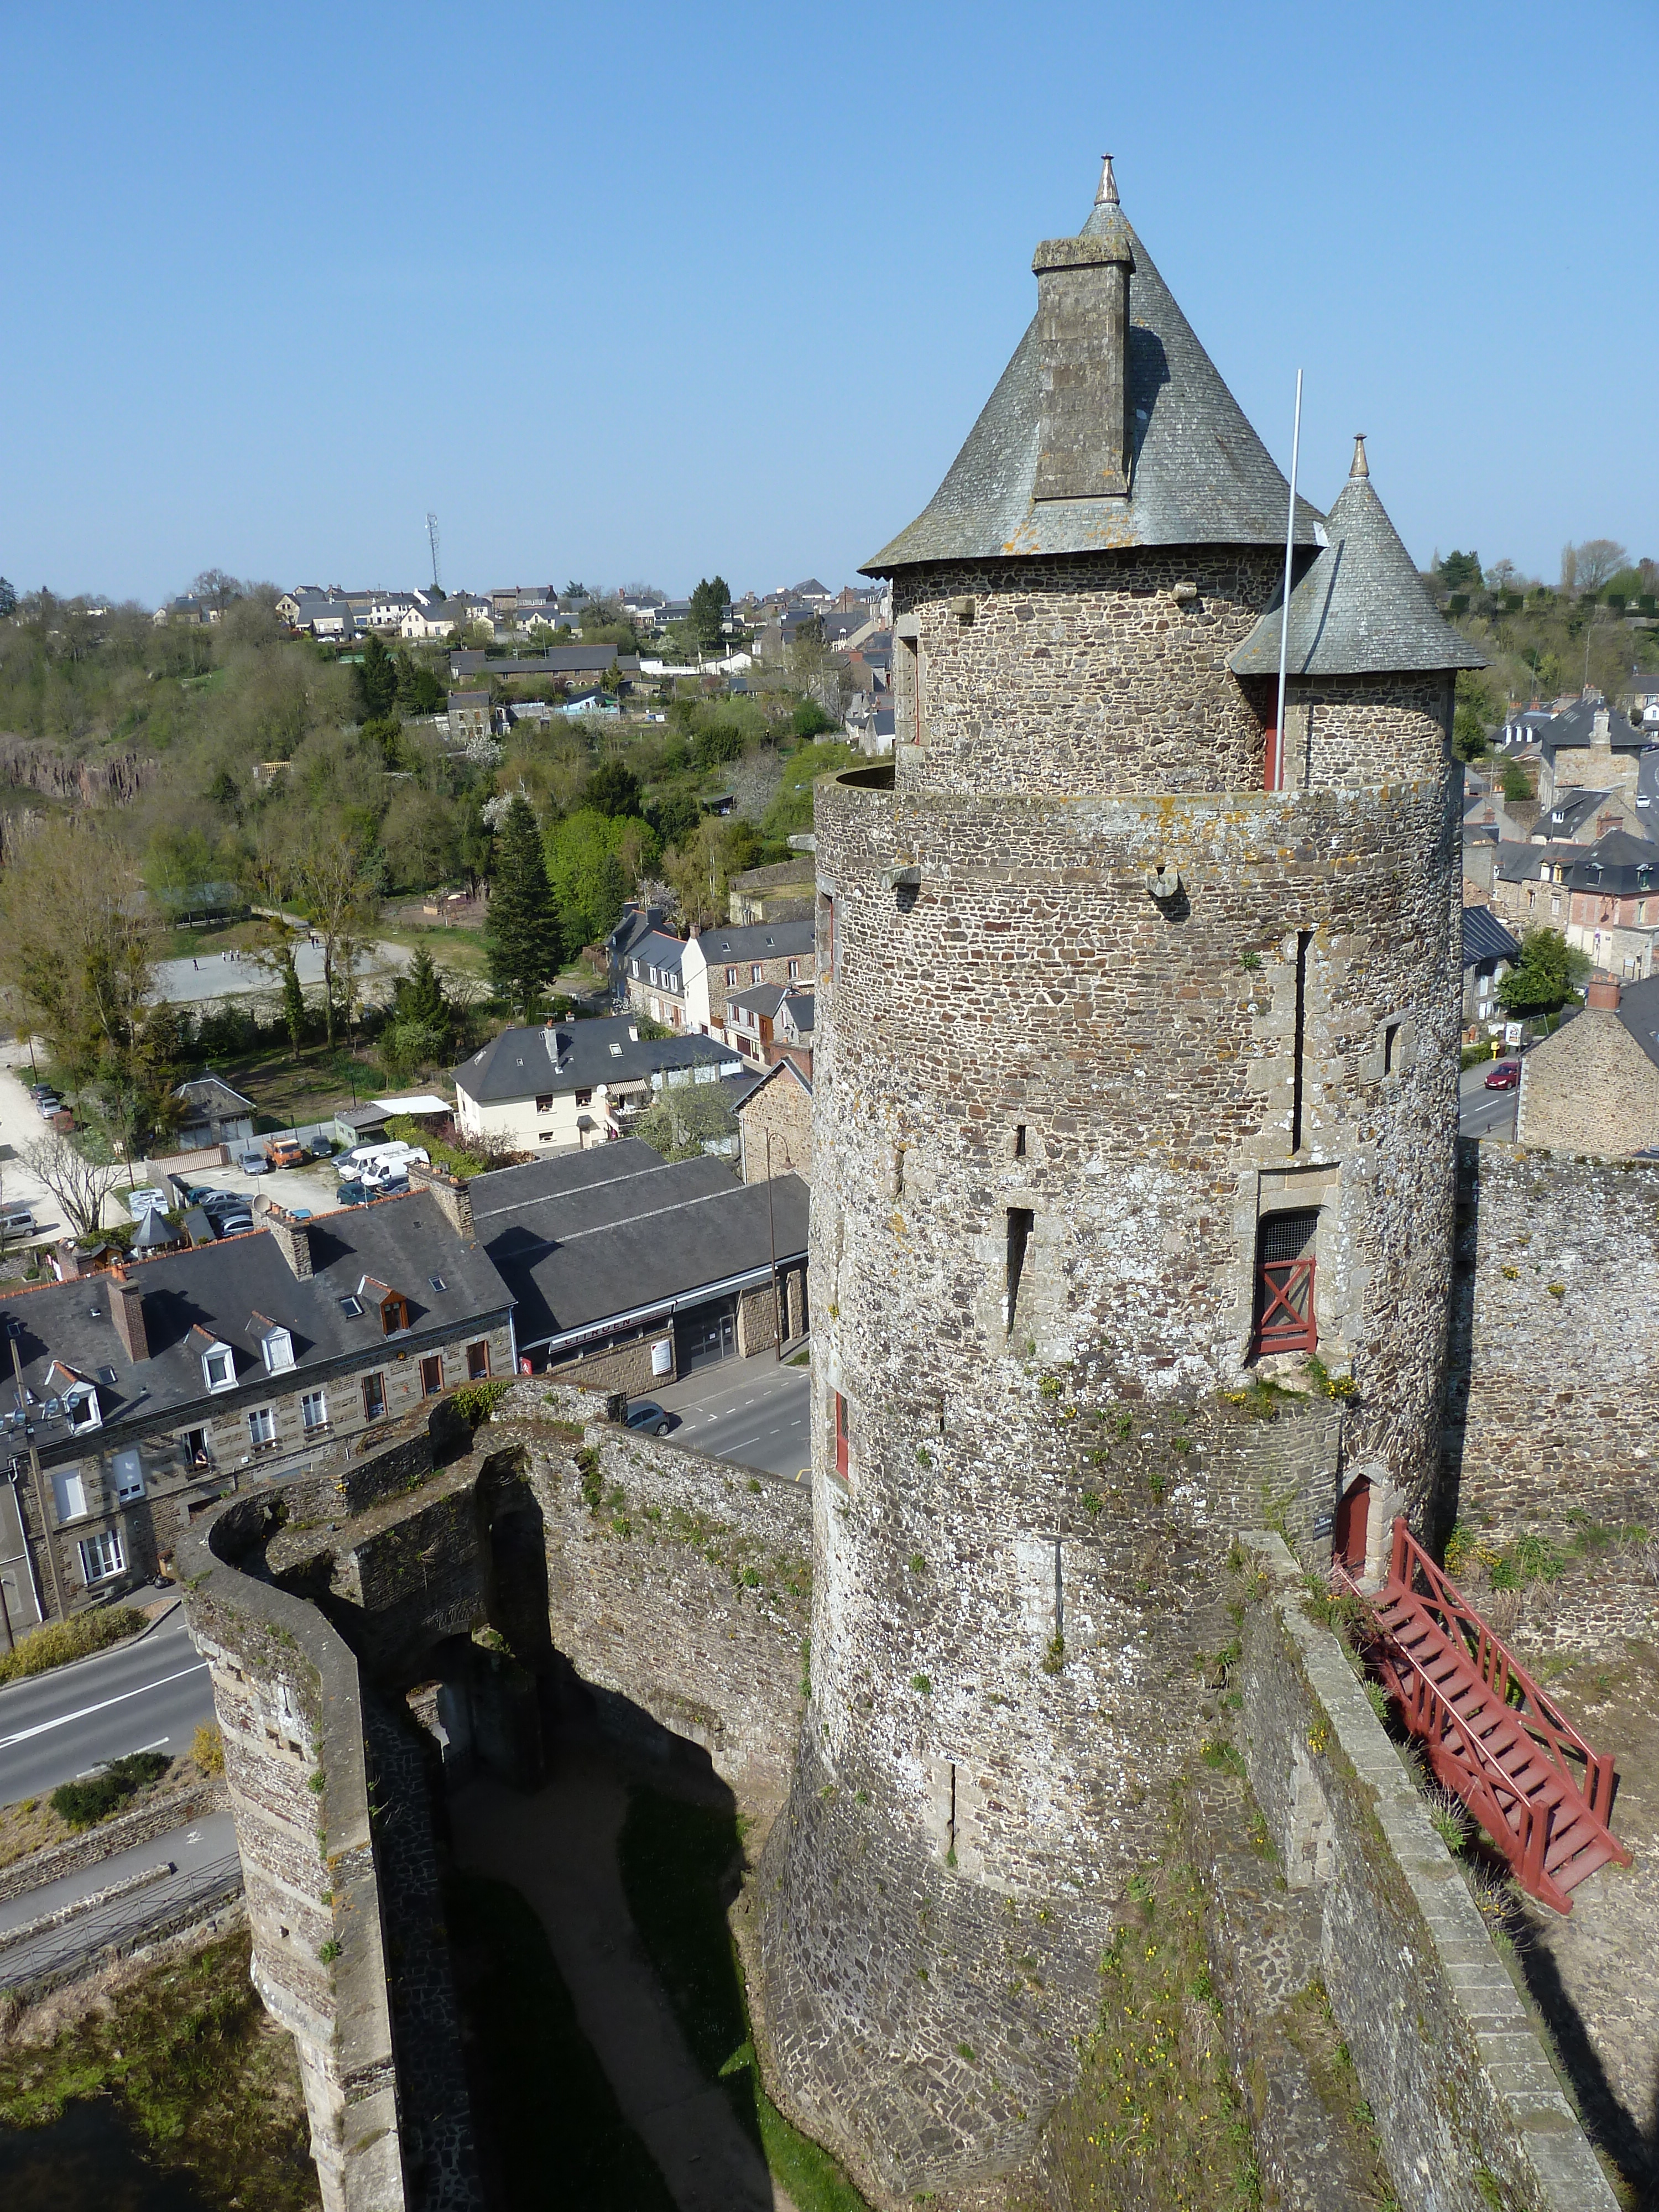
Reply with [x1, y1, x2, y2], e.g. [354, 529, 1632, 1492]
[65, 1386, 101, 1434]
[53, 1469, 89, 1524]
[260, 1328, 295, 1375]
[300, 1389, 328, 1433]
[79, 1527, 125, 1584]
[202, 1344, 236, 1392]
[112, 1447, 145, 1502]
[247, 1405, 277, 1449]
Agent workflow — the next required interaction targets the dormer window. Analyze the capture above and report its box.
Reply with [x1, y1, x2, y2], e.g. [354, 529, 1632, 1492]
[253, 1314, 295, 1374]
[359, 1277, 410, 1336]
[202, 1343, 235, 1391]
[65, 1383, 101, 1433]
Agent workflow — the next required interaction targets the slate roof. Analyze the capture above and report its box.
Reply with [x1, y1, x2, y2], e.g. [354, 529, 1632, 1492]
[1542, 699, 1645, 753]
[175, 1075, 255, 1115]
[780, 990, 815, 1035]
[448, 649, 641, 679]
[695, 921, 815, 964]
[467, 1142, 808, 1350]
[1495, 839, 1580, 885]
[735, 1058, 815, 1112]
[1228, 440, 1485, 677]
[727, 983, 789, 1021]
[627, 930, 688, 984]
[452, 1018, 740, 1105]
[0, 1196, 512, 1460]
[864, 163, 1325, 571]
[1460, 906, 1521, 971]
[1563, 831, 1659, 892]
[1536, 787, 1615, 841]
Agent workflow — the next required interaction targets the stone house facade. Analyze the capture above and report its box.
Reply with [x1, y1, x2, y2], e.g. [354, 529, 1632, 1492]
[0, 1177, 514, 1628]
[1516, 976, 1659, 1154]
[754, 158, 1483, 2199]
[737, 1057, 813, 1185]
[682, 920, 814, 1038]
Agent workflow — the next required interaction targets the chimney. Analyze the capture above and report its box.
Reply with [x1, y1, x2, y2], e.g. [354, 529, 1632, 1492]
[1586, 976, 1622, 1011]
[109, 1266, 150, 1364]
[1031, 154, 1136, 502]
[259, 1201, 314, 1279]
[406, 1158, 475, 1240]
[1593, 707, 1611, 742]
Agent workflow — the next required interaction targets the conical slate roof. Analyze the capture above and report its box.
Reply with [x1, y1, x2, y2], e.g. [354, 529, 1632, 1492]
[1228, 438, 1485, 677]
[864, 164, 1324, 572]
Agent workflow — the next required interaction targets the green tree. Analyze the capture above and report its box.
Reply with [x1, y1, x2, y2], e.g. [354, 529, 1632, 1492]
[395, 655, 445, 716]
[633, 1083, 737, 1162]
[584, 760, 643, 818]
[689, 576, 731, 652]
[1498, 927, 1590, 1016]
[1499, 758, 1533, 802]
[791, 696, 837, 739]
[1437, 550, 1482, 592]
[486, 796, 562, 1015]
[544, 808, 653, 951]
[398, 944, 450, 1030]
[1452, 672, 1496, 763]
[357, 632, 398, 719]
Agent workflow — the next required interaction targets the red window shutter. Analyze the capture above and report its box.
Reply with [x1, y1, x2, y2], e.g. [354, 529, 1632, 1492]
[833, 1391, 849, 1479]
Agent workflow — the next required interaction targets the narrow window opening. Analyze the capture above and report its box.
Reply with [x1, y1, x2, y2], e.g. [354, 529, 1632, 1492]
[1252, 1209, 1319, 1358]
[1290, 930, 1311, 1151]
[833, 1391, 849, 1481]
[899, 633, 922, 746]
[1014, 1124, 1027, 1159]
[1005, 1208, 1034, 1335]
[947, 1760, 957, 1861]
[1383, 1020, 1401, 1076]
[1053, 1539, 1063, 1643]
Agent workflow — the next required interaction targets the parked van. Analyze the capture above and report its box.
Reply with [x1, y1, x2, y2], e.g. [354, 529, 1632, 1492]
[361, 1148, 428, 1190]
[336, 1140, 427, 1183]
[0, 1205, 35, 1238]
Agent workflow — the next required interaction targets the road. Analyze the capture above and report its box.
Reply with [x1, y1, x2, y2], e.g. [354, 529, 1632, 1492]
[0, 1609, 214, 1804]
[651, 1357, 812, 1482]
[0, 1806, 237, 1938]
[1459, 1060, 1519, 1141]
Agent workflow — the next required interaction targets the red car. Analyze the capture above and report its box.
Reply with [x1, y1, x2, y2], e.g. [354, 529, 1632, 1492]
[1484, 1061, 1521, 1091]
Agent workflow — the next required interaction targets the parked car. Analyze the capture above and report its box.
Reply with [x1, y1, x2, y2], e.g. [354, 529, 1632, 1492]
[265, 1139, 305, 1171]
[623, 1400, 674, 1437]
[34, 1093, 62, 1118]
[127, 1187, 170, 1222]
[239, 1149, 270, 1175]
[0, 1206, 36, 1239]
[336, 1179, 369, 1207]
[309, 1134, 334, 1158]
[1483, 1061, 1521, 1091]
[215, 1212, 255, 1238]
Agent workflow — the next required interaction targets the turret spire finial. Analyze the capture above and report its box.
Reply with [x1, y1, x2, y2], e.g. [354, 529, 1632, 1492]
[1350, 433, 1369, 479]
[1096, 154, 1119, 206]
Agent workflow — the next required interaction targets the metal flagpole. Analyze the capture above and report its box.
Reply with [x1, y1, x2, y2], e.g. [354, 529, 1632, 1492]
[1274, 368, 1304, 792]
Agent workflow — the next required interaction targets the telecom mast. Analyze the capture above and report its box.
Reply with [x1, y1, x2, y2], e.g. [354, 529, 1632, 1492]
[425, 513, 442, 593]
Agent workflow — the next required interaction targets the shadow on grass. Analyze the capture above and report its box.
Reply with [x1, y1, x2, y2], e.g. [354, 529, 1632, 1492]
[446, 1871, 674, 2212]
[617, 1785, 868, 2212]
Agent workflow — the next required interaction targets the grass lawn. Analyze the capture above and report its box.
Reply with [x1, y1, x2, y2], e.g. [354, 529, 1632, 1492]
[0, 1928, 317, 2212]
[154, 918, 267, 962]
[196, 1042, 387, 1130]
[373, 915, 490, 979]
[446, 1871, 675, 2211]
[617, 1786, 869, 2212]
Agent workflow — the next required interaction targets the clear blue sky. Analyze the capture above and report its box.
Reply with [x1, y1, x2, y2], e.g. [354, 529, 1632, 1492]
[6, 2, 1654, 606]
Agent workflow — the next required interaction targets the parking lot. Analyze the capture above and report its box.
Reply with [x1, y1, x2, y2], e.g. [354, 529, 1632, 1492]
[645, 1354, 812, 1482]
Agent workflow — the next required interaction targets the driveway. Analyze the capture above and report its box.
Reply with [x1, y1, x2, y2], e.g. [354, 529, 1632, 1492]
[649, 1357, 811, 1483]
[0, 1044, 81, 1240]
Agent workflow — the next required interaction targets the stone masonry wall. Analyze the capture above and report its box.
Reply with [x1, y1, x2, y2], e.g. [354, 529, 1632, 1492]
[1448, 1139, 1659, 1539]
[764, 650, 1460, 2188]
[1238, 1531, 1615, 2212]
[492, 1381, 811, 1816]
[1516, 1010, 1659, 1157]
[180, 1495, 405, 2212]
[893, 552, 1284, 795]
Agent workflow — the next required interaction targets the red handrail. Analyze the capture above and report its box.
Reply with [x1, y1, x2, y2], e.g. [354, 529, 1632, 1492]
[1385, 1520, 1615, 1821]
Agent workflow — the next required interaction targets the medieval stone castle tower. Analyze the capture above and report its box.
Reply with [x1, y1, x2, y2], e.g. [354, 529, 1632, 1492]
[179, 156, 1632, 2212]
[757, 157, 1483, 2194]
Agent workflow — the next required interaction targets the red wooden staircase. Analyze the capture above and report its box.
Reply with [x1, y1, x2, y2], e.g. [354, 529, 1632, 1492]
[1334, 1519, 1632, 1914]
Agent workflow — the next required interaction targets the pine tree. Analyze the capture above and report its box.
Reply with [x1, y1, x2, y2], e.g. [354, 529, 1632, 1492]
[400, 945, 448, 1029]
[357, 632, 398, 719]
[281, 951, 306, 1052]
[484, 796, 561, 1016]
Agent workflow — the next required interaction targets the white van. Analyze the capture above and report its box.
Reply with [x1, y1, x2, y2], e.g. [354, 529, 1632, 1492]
[361, 1147, 428, 1190]
[337, 1140, 428, 1183]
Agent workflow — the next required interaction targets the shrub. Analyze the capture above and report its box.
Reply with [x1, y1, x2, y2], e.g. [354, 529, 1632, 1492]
[191, 1722, 225, 1776]
[51, 1750, 169, 1829]
[452, 1378, 512, 1426]
[0, 1606, 144, 1687]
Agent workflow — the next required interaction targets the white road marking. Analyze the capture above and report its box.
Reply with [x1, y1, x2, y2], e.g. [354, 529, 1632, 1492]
[0, 1662, 208, 1751]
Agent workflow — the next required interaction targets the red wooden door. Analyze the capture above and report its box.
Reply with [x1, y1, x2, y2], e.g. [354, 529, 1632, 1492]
[1333, 1478, 1370, 1574]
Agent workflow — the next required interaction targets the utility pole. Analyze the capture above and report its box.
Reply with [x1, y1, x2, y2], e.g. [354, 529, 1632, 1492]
[765, 1133, 781, 1360]
[11, 1327, 65, 1624]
